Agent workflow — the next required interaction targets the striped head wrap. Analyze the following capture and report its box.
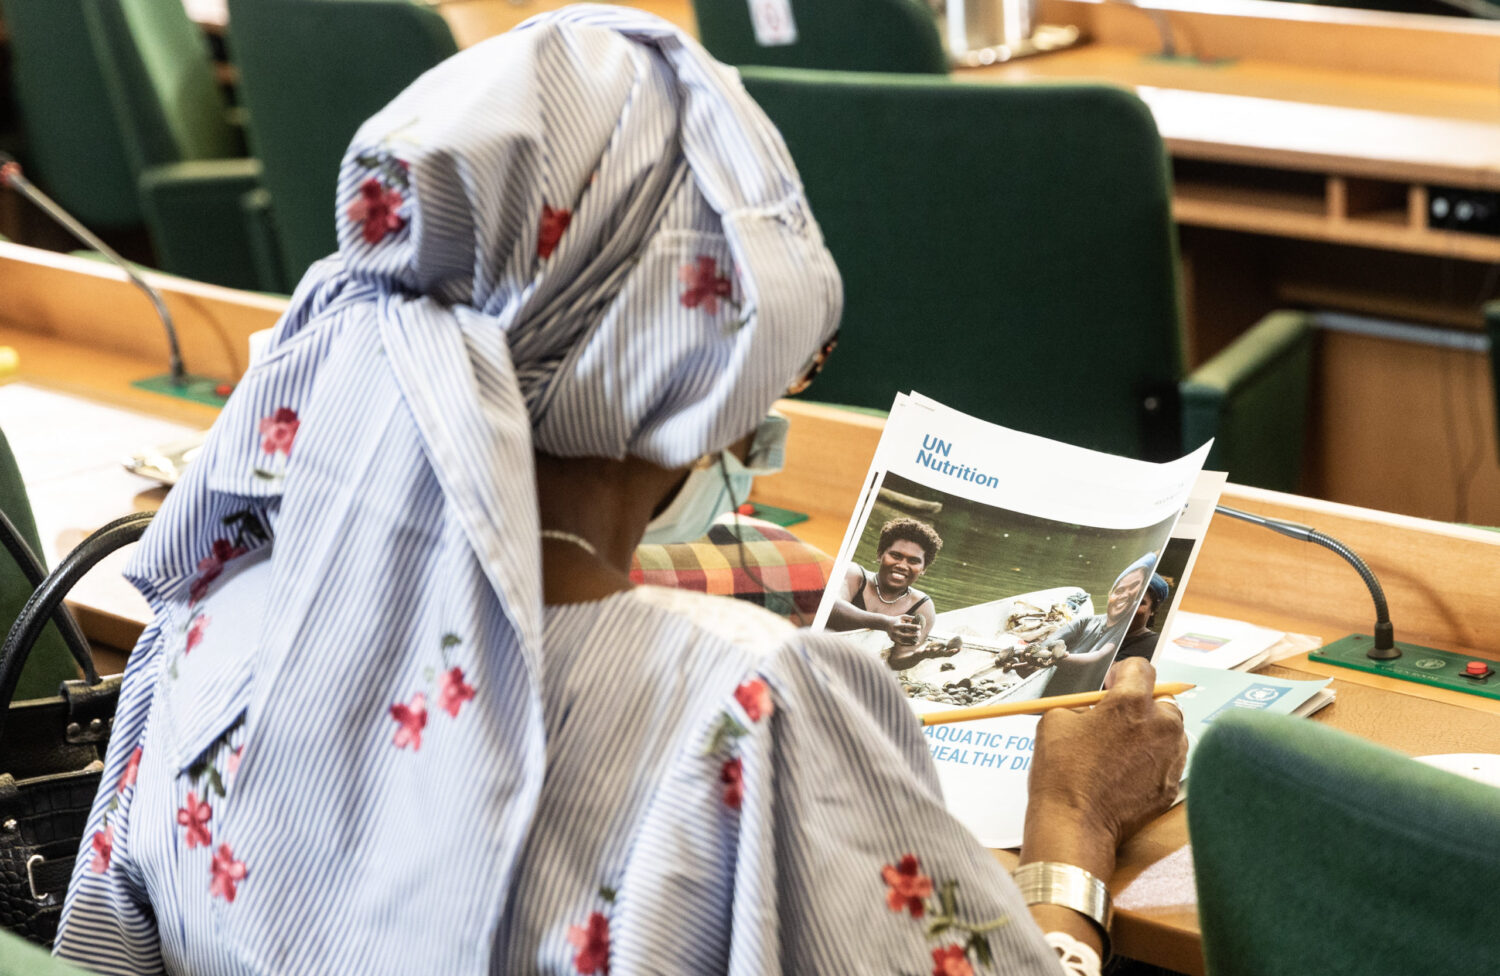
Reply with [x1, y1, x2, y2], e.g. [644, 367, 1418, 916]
[114, 7, 839, 969]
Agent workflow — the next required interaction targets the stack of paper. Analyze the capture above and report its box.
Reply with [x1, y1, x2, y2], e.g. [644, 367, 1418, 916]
[1159, 610, 1290, 672]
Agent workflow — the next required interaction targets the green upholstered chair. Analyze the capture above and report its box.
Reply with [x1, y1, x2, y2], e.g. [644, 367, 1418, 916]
[741, 68, 1314, 489]
[1187, 710, 1500, 975]
[80, 0, 281, 291]
[0, 0, 143, 230]
[225, 0, 459, 288]
[693, 0, 948, 73]
[0, 431, 81, 702]
[0, 928, 90, 974]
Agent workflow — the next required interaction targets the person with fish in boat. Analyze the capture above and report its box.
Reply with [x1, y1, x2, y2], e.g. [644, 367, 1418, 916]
[826, 517, 943, 667]
[1043, 554, 1158, 696]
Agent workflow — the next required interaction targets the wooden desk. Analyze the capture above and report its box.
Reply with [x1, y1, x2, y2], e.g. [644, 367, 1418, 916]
[434, 0, 695, 47]
[6, 144, 1500, 970]
[0, 242, 283, 650]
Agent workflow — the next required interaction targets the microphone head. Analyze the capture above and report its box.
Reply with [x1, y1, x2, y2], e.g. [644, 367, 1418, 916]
[0, 153, 20, 188]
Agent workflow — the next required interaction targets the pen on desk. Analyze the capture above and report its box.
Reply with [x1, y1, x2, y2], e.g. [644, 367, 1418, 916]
[918, 682, 1194, 726]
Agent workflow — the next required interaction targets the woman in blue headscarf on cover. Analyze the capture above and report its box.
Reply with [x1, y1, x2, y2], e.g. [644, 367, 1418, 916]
[55, 9, 1184, 975]
[1043, 554, 1159, 697]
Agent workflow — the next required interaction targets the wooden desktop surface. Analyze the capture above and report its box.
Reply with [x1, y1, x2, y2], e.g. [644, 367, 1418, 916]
[3, 243, 1499, 974]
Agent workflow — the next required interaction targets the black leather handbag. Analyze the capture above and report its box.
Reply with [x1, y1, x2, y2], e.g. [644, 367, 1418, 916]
[0, 511, 152, 947]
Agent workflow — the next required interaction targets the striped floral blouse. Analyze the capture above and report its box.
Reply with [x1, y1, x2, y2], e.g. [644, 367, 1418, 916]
[56, 545, 1064, 974]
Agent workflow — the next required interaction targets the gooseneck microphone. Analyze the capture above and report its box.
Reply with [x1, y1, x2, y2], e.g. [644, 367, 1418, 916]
[0, 152, 186, 385]
[1215, 504, 1399, 660]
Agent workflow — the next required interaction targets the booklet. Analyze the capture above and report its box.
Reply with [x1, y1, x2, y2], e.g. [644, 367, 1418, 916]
[810, 393, 1212, 846]
[1158, 610, 1290, 672]
[1149, 471, 1227, 651]
[1155, 658, 1335, 777]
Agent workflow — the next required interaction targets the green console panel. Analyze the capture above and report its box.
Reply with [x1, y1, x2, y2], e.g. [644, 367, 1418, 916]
[1311, 634, 1500, 700]
[132, 373, 231, 408]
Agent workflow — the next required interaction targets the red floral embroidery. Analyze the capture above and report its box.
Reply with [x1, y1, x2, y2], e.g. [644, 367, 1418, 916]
[89, 825, 114, 873]
[438, 667, 475, 718]
[258, 407, 300, 456]
[118, 746, 143, 792]
[678, 256, 733, 314]
[186, 615, 210, 655]
[347, 177, 405, 245]
[209, 844, 248, 902]
[537, 205, 572, 259]
[177, 791, 213, 849]
[390, 692, 428, 750]
[734, 679, 772, 722]
[882, 854, 933, 917]
[567, 911, 610, 975]
[191, 539, 248, 604]
[228, 745, 245, 778]
[719, 757, 743, 811]
[931, 945, 974, 976]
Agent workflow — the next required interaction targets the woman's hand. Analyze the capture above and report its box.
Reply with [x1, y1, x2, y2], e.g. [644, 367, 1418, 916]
[885, 613, 923, 646]
[1019, 657, 1187, 878]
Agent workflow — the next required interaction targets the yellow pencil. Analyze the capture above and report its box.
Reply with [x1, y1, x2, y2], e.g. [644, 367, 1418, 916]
[918, 682, 1194, 726]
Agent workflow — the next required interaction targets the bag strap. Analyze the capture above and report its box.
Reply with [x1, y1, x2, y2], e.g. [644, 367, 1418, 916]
[0, 512, 153, 742]
[0, 507, 100, 684]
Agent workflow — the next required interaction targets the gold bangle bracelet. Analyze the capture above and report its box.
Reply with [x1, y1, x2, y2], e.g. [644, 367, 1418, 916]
[1011, 861, 1113, 961]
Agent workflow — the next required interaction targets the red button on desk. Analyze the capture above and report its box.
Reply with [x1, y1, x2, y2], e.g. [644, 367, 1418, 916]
[1466, 661, 1490, 676]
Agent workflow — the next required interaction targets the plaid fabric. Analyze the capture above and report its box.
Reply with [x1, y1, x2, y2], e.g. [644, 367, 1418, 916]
[630, 513, 833, 623]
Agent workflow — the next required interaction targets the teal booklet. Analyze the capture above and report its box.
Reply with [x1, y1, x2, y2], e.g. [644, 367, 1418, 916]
[1158, 658, 1334, 781]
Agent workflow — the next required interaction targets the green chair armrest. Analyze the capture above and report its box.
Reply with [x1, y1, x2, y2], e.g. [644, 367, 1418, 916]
[1180, 310, 1315, 492]
[1189, 710, 1500, 976]
[137, 158, 272, 291]
[0, 928, 93, 974]
[240, 187, 290, 297]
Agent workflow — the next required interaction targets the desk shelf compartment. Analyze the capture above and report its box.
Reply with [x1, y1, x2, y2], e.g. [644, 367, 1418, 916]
[1170, 158, 1500, 262]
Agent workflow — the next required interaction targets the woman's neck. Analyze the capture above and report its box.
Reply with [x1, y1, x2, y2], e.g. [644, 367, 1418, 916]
[533, 452, 688, 605]
[872, 578, 912, 603]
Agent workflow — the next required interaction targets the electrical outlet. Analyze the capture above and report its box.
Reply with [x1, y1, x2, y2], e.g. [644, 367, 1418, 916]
[1427, 185, 1500, 237]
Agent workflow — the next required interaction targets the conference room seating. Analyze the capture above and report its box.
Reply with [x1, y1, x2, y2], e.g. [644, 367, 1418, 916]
[692, 0, 949, 73]
[80, 0, 280, 291]
[0, 431, 84, 701]
[2, 0, 145, 232]
[1188, 709, 1500, 975]
[741, 67, 1314, 489]
[225, 0, 459, 288]
[0, 927, 87, 974]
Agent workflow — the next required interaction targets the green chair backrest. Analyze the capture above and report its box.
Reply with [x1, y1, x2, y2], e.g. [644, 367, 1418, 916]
[0, 431, 81, 701]
[0, 0, 142, 227]
[81, 0, 242, 177]
[0, 927, 91, 974]
[1188, 710, 1500, 975]
[226, 0, 459, 287]
[741, 68, 1185, 460]
[693, 0, 948, 73]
